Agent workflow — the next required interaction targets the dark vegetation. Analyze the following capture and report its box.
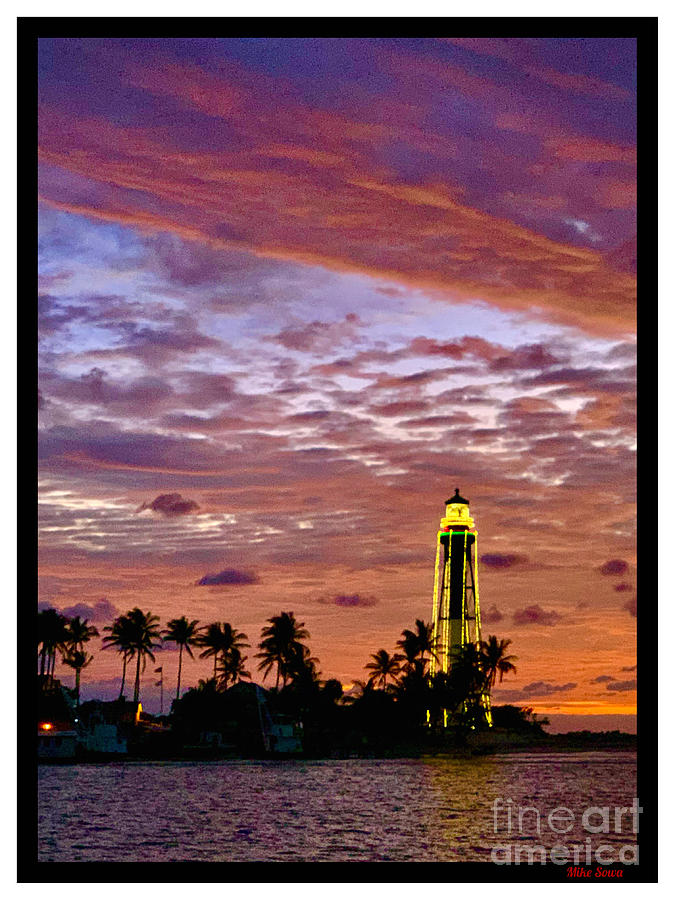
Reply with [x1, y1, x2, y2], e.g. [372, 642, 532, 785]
[38, 607, 634, 757]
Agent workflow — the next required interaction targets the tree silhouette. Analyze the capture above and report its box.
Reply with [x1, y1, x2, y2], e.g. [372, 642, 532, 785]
[198, 623, 226, 679]
[256, 611, 310, 689]
[199, 622, 249, 684]
[102, 613, 137, 699]
[396, 619, 436, 673]
[38, 608, 69, 680]
[64, 616, 99, 653]
[216, 646, 251, 689]
[163, 616, 200, 700]
[365, 649, 401, 690]
[124, 608, 162, 704]
[480, 636, 518, 692]
[62, 650, 94, 707]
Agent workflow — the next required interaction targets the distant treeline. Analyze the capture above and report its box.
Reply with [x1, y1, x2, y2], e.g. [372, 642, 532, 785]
[38, 607, 530, 733]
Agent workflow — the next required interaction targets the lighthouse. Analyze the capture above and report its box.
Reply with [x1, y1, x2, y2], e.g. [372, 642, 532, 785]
[429, 488, 491, 726]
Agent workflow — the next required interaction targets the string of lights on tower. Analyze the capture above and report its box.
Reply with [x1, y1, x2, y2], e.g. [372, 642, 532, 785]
[429, 489, 491, 728]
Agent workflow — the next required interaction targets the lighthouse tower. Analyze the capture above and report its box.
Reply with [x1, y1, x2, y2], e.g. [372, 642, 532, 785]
[429, 488, 491, 726]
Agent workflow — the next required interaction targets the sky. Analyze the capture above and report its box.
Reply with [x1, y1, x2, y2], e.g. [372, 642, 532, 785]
[37, 37, 637, 729]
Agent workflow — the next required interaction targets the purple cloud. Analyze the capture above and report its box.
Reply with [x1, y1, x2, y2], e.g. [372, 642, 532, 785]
[599, 558, 629, 575]
[197, 569, 260, 586]
[271, 315, 361, 353]
[591, 675, 615, 683]
[62, 598, 119, 622]
[498, 680, 577, 701]
[613, 582, 632, 592]
[606, 679, 636, 692]
[490, 343, 560, 372]
[512, 605, 562, 626]
[39, 598, 119, 623]
[317, 594, 378, 608]
[481, 605, 504, 624]
[623, 596, 637, 617]
[480, 553, 528, 569]
[139, 493, 200, 517]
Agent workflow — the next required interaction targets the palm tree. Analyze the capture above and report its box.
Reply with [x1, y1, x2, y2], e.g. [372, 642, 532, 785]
[365, 649, 401, 690]
[124, 608, 162, 704]
[38, 609, 70, 680]
[198, 623, 226, 679]
[480, 636, 518, 693]
[62, 650, 94, 707]
[163, 616, 200, 701]
[64, 616, 99, 653]
[102, 614, 136, 699]
[284, 642, 320, 686]
[256, 611, 310, 690]
[58, 616, 98, 706]
[37, 609, 50, 676]
[446, 643, 486, 726]
[216, 646, 251, 689]
[198, 622, 249, 682]
[397, 618, 437, 673]
[341, 679, 373, 704]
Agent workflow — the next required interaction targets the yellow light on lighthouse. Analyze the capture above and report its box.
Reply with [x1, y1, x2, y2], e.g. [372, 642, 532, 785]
[429, 488, 491, 728]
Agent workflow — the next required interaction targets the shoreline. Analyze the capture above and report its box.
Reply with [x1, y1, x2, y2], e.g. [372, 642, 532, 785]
[38, 731, 637, 764]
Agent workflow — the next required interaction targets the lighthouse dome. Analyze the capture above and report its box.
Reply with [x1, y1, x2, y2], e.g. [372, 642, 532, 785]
[445, 487, 469, 505]
[441, 488, 475, 529]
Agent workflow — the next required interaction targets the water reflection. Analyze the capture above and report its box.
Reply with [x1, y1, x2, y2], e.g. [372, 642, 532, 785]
[38, 753, 637, 862]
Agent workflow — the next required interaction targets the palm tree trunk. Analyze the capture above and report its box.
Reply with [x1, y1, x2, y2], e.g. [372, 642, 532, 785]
[75, 668, 81, 707]
[119, 653, 127, 699]
[176, 644, 183, 701]
[134, 649, 141, 704]
[39, 647, 46, 677]
[213, 654, 217, 680]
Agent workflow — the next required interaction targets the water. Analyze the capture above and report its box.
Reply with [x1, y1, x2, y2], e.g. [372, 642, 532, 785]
[38, 752, 638, 862]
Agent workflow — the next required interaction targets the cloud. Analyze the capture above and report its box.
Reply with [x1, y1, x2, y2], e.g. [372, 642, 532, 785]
[591, 675, 615, 683]
[36, 39, 637, 694]
[606, 679, 636, 692]
[481, 553, 528, 569]
[317, 594, 378, 608]
[599, 558, 629, 575]
[545, 136, 636, 164]
[489, 343, 559, 372]
[446, 38, 632, 103]
[270, 315, 362, 353]
[47, 367, 175, 414]
[481, 605, 504, 624]
[369, 400, 430, 418]
[621, 664, 637, 672]
[139, 493, 200, 517]
[623, 596, 637, 617]
[40, 598, 119, 623]
[512, 605, 562, 626]
[196, 569, 260, 586]
[497, 680, 577, 701]
[38, 46, 636, 335]
[613, 582, 632, 592]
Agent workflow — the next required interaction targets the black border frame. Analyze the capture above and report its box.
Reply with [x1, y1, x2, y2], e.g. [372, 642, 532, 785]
[22, 17, 657, 883]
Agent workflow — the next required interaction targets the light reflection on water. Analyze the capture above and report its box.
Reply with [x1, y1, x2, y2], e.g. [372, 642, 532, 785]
[38, 752, 637, 862]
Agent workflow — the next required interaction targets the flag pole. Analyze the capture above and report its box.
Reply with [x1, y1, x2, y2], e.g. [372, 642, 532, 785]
[155, 667, 164, 716]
